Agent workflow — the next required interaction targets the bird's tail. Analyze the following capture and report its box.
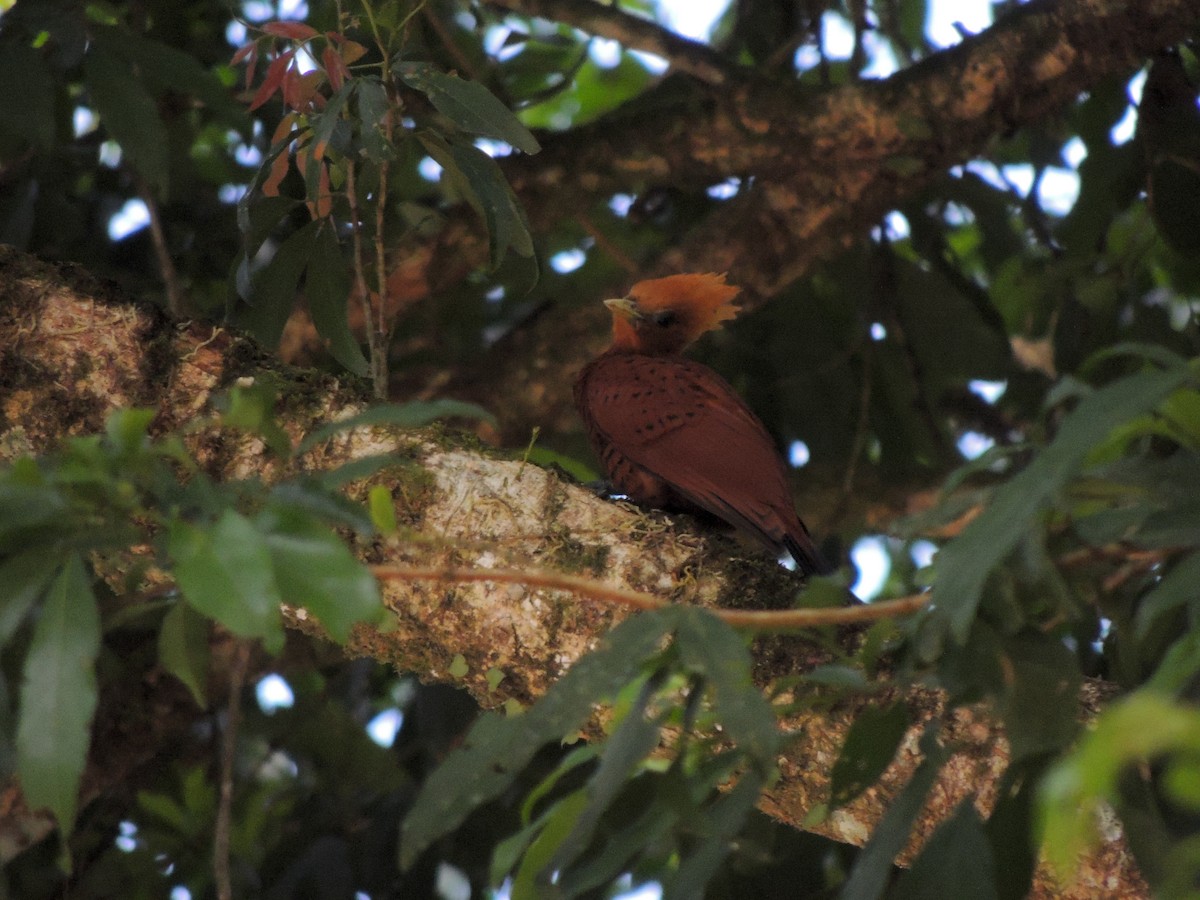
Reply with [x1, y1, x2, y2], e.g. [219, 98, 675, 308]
[783, 532, 835, 577]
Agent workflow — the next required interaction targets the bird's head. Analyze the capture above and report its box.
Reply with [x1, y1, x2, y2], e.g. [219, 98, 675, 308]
[604, 273, 741, 354]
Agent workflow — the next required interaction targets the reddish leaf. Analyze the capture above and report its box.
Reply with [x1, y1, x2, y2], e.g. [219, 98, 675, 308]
[322, 44, 346, 92]
[316, 162, 332, 218]
[240, 43, 258, 90]
[340, 40, 368, 66]
[231, 41, 256, 66]
[263, 146, 291, 197]
[270, 111, 298, 145]
[249, 49, 294, 111]
[261, 21, 319, 41]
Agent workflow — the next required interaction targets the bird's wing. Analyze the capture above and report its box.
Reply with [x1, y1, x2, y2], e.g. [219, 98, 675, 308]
[583, 355, 828, 572]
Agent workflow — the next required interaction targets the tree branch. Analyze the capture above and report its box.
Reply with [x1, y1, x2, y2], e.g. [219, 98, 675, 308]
[486, 0, 730, 84]
[443, 0, 1200, 442]
[0, 246, 1151, 898]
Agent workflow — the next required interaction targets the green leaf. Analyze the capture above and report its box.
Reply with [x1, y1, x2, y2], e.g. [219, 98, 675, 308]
[268, 479, 375, 532]
[1040, 692, 1200, 878]
[666, 769, 767, 900]
[221, 382, 293, 457]
[236, 219, 321, 348]
[170, 511, 285, 654]
[304, 80, 354, 186]
[157, 600, 210, 708]
[16, 555, 100, 835]
[674, 609, 778, 762]
[925, 366, 1191, 653]
[418, 131, 534, 266]
[997, 632, 1081, 762]
[1137, 551, 1200, 641]
[893, 800, 998, 900]
[104, 407, 155, 456]
[368, 485, 398, 536]
[306, 221, 369, 376]
[547, 674, 666, 875]
[398, 62, 540, 154]
[356, 78, 392, 160]
[260, 512, 379, 644]
[842, 725, 946, 900]
[829, 702, 911, 809]
[296, 400, 496, 455]
[400, 610, 675, 868]
[238, 194, 300, 257]
[0, 549, 61, 646]
[510, 791, 588, 899]
[0, 41, 55, 150]
[84, 40, 169, 193]
[91, 26, 247, 129]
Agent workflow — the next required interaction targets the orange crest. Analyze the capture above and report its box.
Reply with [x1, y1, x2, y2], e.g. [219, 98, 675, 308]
[629, 272, 741, 332]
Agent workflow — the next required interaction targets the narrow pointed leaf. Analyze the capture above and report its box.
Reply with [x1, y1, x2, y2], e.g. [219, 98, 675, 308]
[158, 600, 211, 708]
[16, 555, 100, 834]
[170, 511, 284, 653]
[262, 513, 379, 643]
[307, 222, 369, 376]
[399, 62, 540, 153]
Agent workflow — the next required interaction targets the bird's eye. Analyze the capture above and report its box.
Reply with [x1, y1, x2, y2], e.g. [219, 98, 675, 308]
[651, 310, 678, 328]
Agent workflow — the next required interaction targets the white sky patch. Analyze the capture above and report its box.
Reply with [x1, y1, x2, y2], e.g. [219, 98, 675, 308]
[969, 379, 1007, 403]
[367, 708, 405, 747]
[242, 1, 274, 22]
[219, 184, 248, 203]
[418, 156, 443, 181]
[235, 142, 263, 166]
[926, 0, 993, 48]
[957, 430, 995, 460]
[99, 140, 122, 169]
[550, 247, 587, 273]
[1111, 70, 1147, 144]
[226, 19, 247, 47]
[706, 178, 740, 199]
[788, 440, 810, 468]
[630, 50, 669, 74]
[656, 0, 730, 42]
[610, 193, 635, 217]
[1039, 167, 1080, 215]
[277, 0, 308, 20]
[73, 106, 97, 138]
[1063, 136, 1087, 168]
[612, 883, 662, 900]
[870, 321, 887, 341]
[475, 138, 514, 158]
[851, 536, 891, 601]
[115, 820, 138, 852]
[437, 864, 472, 900]
[171, 887, 192, 900]
[590, 37, 623, 69]
[107, 198, 150, 241]
[884, 211, 911, 239]
[256, 673, 295, 713]
[910, 539, 937, 568]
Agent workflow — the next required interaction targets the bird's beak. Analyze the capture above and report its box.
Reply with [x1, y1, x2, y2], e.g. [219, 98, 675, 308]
[604, 297, 643, 320]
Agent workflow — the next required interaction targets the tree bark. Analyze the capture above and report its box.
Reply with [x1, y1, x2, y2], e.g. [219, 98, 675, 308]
[0, 246, 1149, 897]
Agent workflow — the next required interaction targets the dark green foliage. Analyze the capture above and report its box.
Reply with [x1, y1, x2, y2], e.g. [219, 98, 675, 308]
[4, 0, 1200, 897]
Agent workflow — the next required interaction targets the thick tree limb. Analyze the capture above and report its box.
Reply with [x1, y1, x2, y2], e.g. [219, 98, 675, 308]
[0, 247, 1150, 896]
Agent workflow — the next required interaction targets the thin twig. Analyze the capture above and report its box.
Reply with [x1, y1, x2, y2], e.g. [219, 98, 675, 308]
[136, 175, 185, 316]
[214, 640, 251, 900]
[345, 164, 385, 399]
[371, 563, 929, 628]
[486, 0, 729, 85]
